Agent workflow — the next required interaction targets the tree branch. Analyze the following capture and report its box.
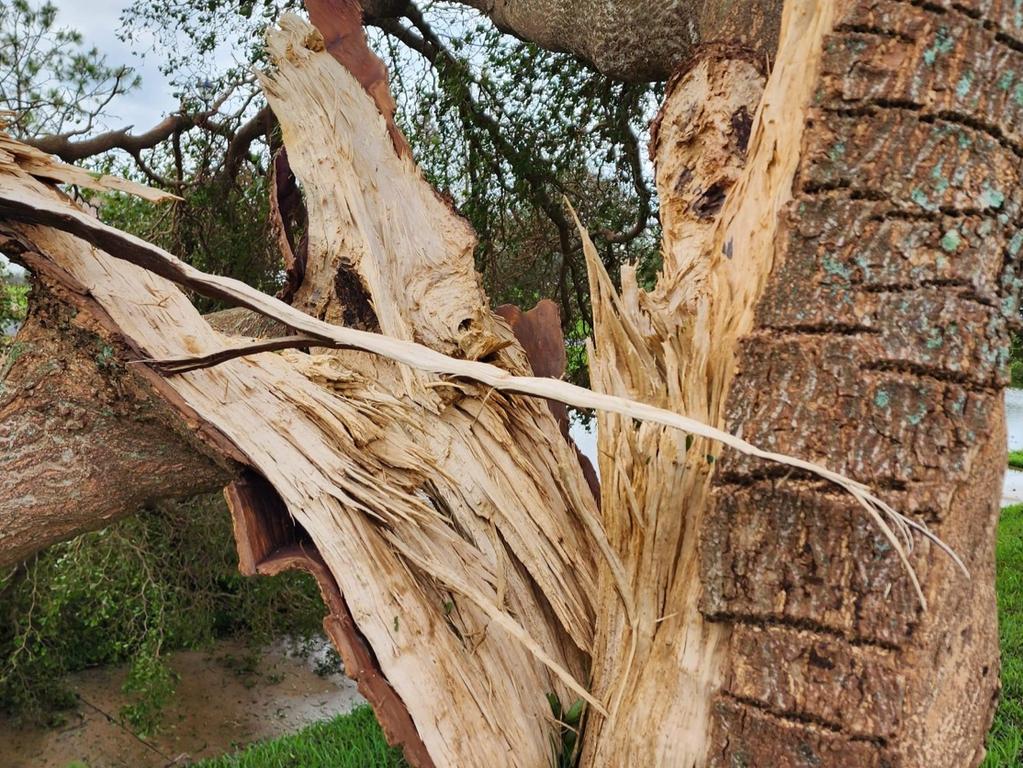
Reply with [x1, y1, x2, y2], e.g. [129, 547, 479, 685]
[383, 6, 586, 322]
[0, 234, 237, 569]
[430, 0, 782, 82]
[26, 109, 220, 163]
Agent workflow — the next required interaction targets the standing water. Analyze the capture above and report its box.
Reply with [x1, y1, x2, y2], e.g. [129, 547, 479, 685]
[0, 638, 363, 768]
[1004, 389, 1023, 505]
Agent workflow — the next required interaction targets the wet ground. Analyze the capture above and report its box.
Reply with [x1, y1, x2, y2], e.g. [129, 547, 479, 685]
[0, 638, 363, 768]
[1004, 389, 1023, 506]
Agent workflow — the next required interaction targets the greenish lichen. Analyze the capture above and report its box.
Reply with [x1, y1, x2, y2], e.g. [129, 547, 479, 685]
[822, 255, 852, 280]
[952, 392, 967, 414]
[940, 228, 962, 253]
[956, 71, 974, 99]
[980, 184, 1006, 210]
[907, 403, 928, 426]
[923, 27, 954, 66]
[95, 345, 116, 369]
[0, 340, 30, 382]
[1009, 231, 1023, 257]
[911, 187, 937, 211]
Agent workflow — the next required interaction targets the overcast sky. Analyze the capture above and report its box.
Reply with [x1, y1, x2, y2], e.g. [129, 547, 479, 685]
[50, 0, 210, 130]
[1, 4, 188, 281]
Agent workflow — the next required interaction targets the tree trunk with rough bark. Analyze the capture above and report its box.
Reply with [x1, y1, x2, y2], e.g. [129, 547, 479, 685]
[0, 0, 1015, 766]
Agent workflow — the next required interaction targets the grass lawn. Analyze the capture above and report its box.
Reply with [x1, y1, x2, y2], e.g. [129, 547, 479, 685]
[985, 504, 1023, 767]
[194, 508, 1023, 768]
[1008, 451, 1023, 470]
[192, 705, 406, 768]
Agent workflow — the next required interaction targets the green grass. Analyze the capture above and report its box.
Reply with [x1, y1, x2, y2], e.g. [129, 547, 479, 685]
[192, 705, 407, 768]
[985, 505, 1023, 767]
[192, 508, 1023, 768]
[1008, 451, 1023, 470]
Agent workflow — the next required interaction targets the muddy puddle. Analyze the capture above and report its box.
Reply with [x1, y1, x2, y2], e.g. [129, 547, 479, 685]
[0, 638, 364, 768]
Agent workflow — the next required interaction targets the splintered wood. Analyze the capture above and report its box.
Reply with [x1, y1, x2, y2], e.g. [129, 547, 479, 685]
[1, 15, 602, 766]
[0, 2, 986, 765]
[578, 2, 843, 763]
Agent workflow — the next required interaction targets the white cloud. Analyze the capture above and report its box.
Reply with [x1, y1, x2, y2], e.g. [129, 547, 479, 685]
[47, 0, 244, 133]
[49, 0, 178, 130]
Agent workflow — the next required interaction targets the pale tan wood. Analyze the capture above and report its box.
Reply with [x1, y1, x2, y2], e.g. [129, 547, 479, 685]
[580, 3, 858, 765]
[0, 18, 601, 767]
[0, 167, 930, 567]
[0, 134, 179, 202]
[0, 8, 959, 766]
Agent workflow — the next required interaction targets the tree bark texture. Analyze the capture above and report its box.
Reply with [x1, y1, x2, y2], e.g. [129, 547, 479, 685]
[701, 1, 1017, 764]
[386, 0, 784, 82]
[0, 247, 235, 568]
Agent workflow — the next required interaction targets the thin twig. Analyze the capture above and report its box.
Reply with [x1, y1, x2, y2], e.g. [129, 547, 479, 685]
[76, 693, 173, 763]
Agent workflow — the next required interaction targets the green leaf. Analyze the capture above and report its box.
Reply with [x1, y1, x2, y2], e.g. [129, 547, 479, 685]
[564, 698, 584, 726]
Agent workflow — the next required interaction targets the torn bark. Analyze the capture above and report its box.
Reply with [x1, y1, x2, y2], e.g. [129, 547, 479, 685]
[224, 473, 435, 767]
[268, 148, 308, 303]
[0, 0, 1013, 765]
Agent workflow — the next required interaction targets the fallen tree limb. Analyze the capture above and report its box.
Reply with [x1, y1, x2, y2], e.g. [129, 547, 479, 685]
[1, 16, 604, 763]
[0, 268, 235, 567]
[0, 133, 179, 203]
[2, 2, 1010, 764]
[0, 162, 955, 606]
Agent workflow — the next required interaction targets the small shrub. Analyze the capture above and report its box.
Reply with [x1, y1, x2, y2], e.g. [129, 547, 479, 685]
[0, 494, 326, 728]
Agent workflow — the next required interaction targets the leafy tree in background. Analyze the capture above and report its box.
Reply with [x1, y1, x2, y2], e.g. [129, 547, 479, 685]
[5, 0, 662, 371]
[0, 496, 326, 731]
[120, 0, 661, 348]
[0, 0, 140, 138]
[0, 259, 27, 345]
[0, 0, 663, 728]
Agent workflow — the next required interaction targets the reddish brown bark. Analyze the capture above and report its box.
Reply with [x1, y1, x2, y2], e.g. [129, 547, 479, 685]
[496, 299, 600, 500]
[702, 1, 1014, 764]
[305, 0, 410, 157]
[225, 474, 435, 768]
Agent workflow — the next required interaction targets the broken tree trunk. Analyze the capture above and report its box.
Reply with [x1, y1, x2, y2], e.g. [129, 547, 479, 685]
[0, 14, 606, 766]
[642, 0, 1010, 764]
[0, 0, 1015, 765]
[580, 44, 768, 767]
[0, 273, 234, 567]
[578, 0, 1011, 763]
[700, 0, 1015, 764]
